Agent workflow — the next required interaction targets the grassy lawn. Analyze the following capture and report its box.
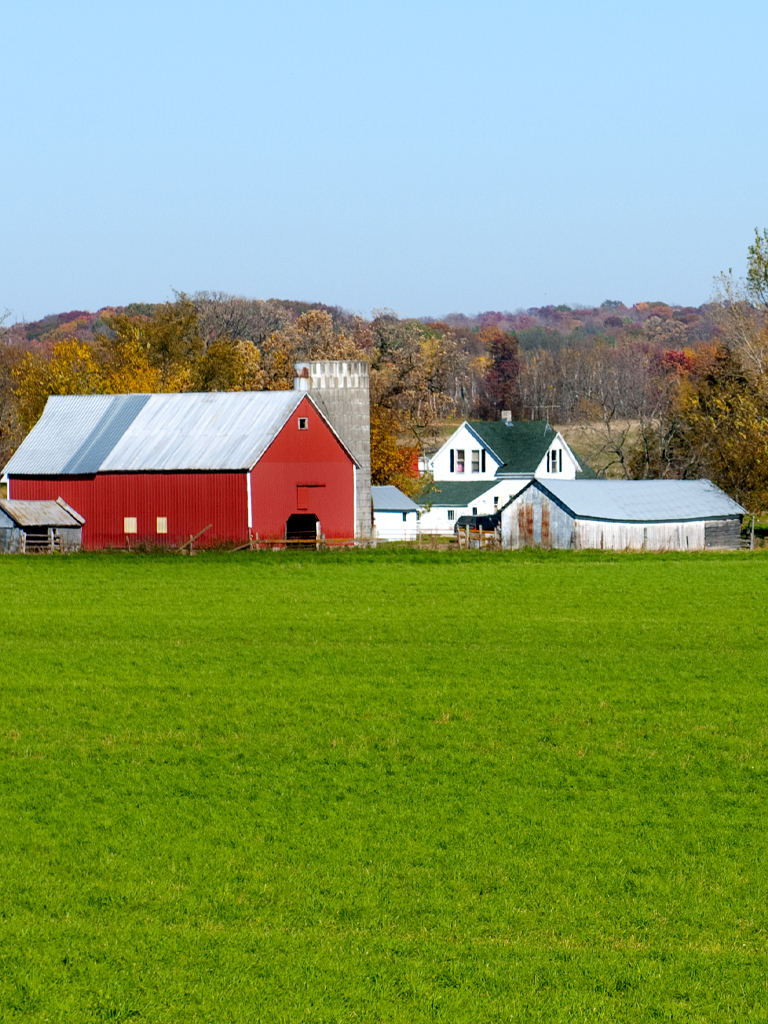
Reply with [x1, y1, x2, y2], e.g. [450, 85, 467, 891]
[1, 547, 767, 1022]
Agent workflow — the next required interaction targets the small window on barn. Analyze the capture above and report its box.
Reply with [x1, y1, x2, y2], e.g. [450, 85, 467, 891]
[156, 517, 168, 534]
[471, 450, 480, 473]
[298, 417, 309, 430]
[472, 506, 478, 515]
[124, 517, 137, 534]
[456, 450, 465, 473]
[493, 495, 499, 507]
[402, 512, 407, 522]
[447, 510, 455, 520]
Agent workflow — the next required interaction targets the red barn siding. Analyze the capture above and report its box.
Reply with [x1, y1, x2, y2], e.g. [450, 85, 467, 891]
[251, 396, 355, 540]
[9, 396, 355, 548]
[11, 472, 248, 549]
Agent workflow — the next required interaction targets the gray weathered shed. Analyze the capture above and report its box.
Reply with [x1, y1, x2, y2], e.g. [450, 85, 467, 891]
[0, 498, 85, 553]
[501, 479, 746, 551]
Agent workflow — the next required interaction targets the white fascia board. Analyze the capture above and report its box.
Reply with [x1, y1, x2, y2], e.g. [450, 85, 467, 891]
[429, 422, 503, 477]
[533, 432, 581, 477]
[428, 421, 469, 471]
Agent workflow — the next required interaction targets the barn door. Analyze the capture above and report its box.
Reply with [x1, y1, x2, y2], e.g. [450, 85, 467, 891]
[286, 513, 319, 546]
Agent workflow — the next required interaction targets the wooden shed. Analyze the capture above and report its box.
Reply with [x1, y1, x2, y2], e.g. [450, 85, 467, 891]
[0, 498, 85, 553]
[501, 479, 746, 551]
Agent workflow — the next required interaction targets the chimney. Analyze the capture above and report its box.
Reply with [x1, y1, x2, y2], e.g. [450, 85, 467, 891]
[501, 410, 512, 425]
[294, 361, 371, 541]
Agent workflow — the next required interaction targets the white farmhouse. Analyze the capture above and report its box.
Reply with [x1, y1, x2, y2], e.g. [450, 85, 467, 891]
[418, 418, 588, 536]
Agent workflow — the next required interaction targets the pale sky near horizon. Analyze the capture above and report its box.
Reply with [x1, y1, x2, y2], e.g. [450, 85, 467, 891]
[2, 0, 767, 324]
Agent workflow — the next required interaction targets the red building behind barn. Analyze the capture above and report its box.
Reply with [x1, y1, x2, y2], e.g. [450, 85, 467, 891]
[3, 391, 357, 549]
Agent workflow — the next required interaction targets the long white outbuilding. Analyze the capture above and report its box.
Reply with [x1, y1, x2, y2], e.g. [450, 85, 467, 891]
[501, 479, 746, 551]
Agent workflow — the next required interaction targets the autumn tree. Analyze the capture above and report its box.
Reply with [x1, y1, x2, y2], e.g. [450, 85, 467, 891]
[192, 339, 265, 392]
[260, 309, 361, 390]
[13, 340, 104, 432]
[474, 326, 520, 417]
[0, 342, 24, 466]
[193, 292, 292, 347]
[96, 294, 203, 391]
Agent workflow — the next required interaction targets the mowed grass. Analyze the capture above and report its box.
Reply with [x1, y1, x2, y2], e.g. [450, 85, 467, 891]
[1, 548, 767, 1023]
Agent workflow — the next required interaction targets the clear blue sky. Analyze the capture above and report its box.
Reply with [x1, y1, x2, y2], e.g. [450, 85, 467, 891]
[2, 0, 767, 322]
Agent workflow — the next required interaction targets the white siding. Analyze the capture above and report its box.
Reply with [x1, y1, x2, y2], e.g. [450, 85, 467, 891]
[420, 480, 528, 536]
[373, 510, 420, 541]
[532, 434, 579, 480]
[573, 520, 706, 551]
[429, 424, 500, 481]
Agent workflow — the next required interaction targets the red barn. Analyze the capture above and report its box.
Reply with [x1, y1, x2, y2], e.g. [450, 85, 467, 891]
[3, 391, 358, 549]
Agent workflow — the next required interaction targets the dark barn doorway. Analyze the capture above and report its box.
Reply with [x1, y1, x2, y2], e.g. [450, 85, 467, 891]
[286, 513, 319, 547]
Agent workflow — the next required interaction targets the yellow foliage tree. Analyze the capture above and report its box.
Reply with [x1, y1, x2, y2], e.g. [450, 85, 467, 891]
[192, 339, 266, 391]
[14, 340, 104, 432]
[261, 310, 361, 390]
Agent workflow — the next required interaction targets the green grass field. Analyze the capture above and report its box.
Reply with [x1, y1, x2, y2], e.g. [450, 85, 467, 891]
[1, 548, 767, 1022]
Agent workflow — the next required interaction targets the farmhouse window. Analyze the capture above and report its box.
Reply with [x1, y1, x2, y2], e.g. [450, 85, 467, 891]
[156, 517, 168, 534]
[472, 507, 478, 515]
[298, 417, 308, 430]
[124, 517, 137, 534]
[493, 496, 499, 507]
[402, 513, 407, 522]
[471, 450, 480, 473]
[456, 450, 465, 473]
[447, 510, 455, 520]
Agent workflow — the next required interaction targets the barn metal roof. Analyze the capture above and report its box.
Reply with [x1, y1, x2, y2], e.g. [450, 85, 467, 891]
[3, 394, 151, 475]
[0, 498, 85, 528]
[371, 485, 422, 512]
[536, 479, 746, 522]
[4, 391, 354, 475]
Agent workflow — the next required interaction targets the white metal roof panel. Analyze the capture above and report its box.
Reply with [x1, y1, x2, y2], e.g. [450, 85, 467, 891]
[540, 479, 746, 521]
[0, 498, 84, 528]
[371, 485, 422, 512]
[3, 394, 151, 475]
[3, 391, 338, 475]
[99, 391, 306, 471]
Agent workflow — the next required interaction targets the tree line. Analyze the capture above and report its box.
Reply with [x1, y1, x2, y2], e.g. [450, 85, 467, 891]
[2, 232, 768, 507]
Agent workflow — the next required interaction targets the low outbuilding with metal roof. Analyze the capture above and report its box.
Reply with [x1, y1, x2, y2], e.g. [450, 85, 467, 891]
[0, 497, 85, 553]
[371, 485, 422, 541]
[501, 479, 746, 551]
[4, 391, 358, 549]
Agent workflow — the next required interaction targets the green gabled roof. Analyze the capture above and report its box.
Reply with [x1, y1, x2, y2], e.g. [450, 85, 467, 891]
[418, 480, 494, 507]
[466, 420, 558, 474]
